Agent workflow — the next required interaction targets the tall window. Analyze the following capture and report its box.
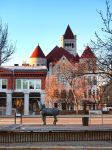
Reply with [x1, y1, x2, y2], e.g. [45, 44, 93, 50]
[23, 80, 28, 89]
[92, 90, 95, 99]
[16, 79, 21, 89]
[29, 80, 34, 89]
[2, 79, 7, 89]
[88, 89, 92, 98]
[60, 76, 67, 84]
[16, 79, 41, 90]
[93, 76, 97, 85]
[35, 80, 41, 89]
[88, 76, 92, 85]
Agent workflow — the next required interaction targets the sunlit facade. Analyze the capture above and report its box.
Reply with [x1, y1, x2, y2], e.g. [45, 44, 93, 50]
[0, 25, 98, 115]
[0, 66, 47, 115]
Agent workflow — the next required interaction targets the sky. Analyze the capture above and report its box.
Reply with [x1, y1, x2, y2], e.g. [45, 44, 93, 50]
[0, 0, 107, 66]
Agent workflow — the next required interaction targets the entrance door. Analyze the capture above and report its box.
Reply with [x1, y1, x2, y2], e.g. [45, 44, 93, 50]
[12, 92, 24, 114]
[29, 92, 40, 115]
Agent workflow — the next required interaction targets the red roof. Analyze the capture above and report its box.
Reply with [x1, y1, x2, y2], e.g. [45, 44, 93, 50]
[64, 25, 74, 39]
[46, 46, 79, 66]
[30, 45, 46, 58]
[81, 46, 96, 59]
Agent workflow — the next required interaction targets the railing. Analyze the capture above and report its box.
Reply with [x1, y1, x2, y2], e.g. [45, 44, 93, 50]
[0, 130, 112, 143]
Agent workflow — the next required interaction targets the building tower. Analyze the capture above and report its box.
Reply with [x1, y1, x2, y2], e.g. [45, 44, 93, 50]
[80, 46, 97, 102]
[61, 25, 77, 56]
[29, 44, 46, 66]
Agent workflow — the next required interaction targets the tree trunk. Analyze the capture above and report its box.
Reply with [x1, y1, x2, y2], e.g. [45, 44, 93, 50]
[75, 104, 79, 114]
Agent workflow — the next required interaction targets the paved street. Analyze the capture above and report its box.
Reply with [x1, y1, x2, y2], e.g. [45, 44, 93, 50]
[0, 115, 112, 125]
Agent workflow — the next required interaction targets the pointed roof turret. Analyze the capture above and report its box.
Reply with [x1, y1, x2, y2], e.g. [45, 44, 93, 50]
[81, 46, 96, 59]
[64, 25, 74, 39]
[30, 44, 46, 58]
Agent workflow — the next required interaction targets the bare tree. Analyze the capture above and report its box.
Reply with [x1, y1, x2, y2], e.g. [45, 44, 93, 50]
[59, 89, 74, 111]
[96, 77, 112, 105]
[91, 0, 112, 79]
[45, 75, 64, 107]
[0, 20, 15, 65]
[56, 61, 88, 113]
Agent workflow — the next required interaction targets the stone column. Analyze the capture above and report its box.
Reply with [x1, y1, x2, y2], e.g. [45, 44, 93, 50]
[24, 92, 29, 115]
[41, 90, 45, 104]
[6, 92, 12, 115]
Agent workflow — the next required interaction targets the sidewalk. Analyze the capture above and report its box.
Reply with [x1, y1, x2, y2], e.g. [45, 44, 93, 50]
[1, 124, 112, 131]
[0, 141, 112, 149]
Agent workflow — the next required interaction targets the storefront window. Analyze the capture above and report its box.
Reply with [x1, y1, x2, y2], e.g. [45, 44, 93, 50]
[12, 92, 24, 114]
[0, 93, 6, 108]
[29, 92, 40, 115]
[13, 98, 24, 114]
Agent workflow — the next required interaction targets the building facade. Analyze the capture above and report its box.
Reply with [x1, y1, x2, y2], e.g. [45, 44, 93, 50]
[46, 25, 98, 110]
[0, 25, 98, 115]
[0, 45, 47, 115]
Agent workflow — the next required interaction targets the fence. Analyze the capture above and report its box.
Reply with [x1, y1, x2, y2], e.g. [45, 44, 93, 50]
[0, 130, 112, 143]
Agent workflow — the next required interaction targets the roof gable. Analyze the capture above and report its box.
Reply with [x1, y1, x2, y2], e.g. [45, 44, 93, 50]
[54, 55, 72, 68]
[64, 25, 74, 39]
[81, 46, 96, 59]
[46, 46, 79, 66]
[30, 45, 46, 58]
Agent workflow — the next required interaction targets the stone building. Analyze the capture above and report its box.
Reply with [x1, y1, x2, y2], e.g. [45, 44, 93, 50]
[46, 25, 98, 110]
[0, 25, 98, 115]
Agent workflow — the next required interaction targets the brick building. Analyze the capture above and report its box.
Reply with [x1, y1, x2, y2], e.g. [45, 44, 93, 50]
[0, 46, 47, 115]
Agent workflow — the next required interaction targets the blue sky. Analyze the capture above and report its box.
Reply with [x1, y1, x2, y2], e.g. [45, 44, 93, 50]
[0, 0, 107, 65]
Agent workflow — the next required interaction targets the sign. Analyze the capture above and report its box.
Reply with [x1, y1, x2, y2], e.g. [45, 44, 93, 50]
[89, 110, 102, 115]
